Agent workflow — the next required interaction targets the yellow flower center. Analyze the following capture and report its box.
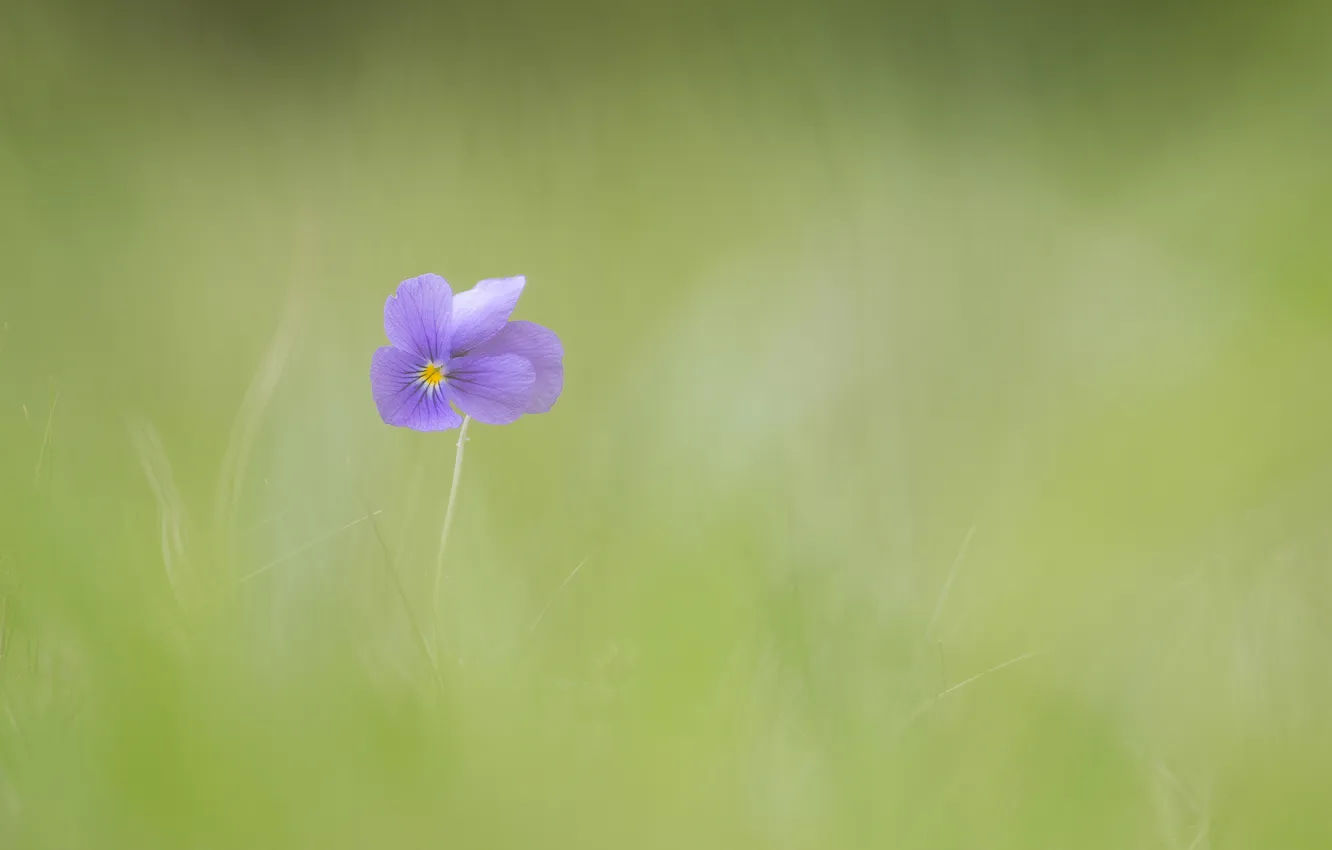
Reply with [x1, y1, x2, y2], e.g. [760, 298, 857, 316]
[419, 362, 446, 387]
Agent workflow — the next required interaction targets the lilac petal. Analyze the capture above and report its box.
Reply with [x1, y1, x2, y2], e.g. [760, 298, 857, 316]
[448, 276, 525, 355]
[384, 274, 452, 362]
[472, 321, 564, 413]
[445, 352, 536, 425]
[371, 346, 462, 431]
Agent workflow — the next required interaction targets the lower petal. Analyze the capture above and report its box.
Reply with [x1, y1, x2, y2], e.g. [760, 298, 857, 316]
[371, 346, 462, 431]
[445, 352, 536, 425]
[471, 321, 564, 413]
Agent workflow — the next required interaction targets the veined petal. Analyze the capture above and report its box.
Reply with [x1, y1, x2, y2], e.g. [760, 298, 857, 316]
[371, 346, 463, 431]
[472, 321, 564, 413]
[448, 276, 525, 355]
[445, 352, 536, 425]
[384, 274, 452, 361]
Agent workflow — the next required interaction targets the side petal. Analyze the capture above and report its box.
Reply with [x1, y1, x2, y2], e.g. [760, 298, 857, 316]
[384, 274, 452, 361]
[472, 321, 564, 414]
[445, 353, 536, 425]
[371, 346, 463, 431]
[448, 276, 525, 355]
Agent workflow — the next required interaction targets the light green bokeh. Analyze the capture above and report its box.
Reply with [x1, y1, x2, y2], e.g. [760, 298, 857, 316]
[2, 3, 1331, 847]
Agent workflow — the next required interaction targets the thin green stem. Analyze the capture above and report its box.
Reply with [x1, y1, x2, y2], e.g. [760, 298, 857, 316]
[432, 415, 470, 658]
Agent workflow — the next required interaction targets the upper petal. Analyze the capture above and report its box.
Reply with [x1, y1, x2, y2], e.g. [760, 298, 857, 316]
[445, 352, 536, 425]
[384, 274, 452, 361]
[472, 321, 564, 413]
[447, 276, 525, 355]
[371, 346, 463, 431]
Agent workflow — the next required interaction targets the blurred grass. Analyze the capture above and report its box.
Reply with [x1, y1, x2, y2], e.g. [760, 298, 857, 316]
[2, 0, 1332, 847]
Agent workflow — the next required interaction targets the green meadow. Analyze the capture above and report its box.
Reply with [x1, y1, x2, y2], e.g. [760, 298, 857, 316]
[2, 1, 1331, 846]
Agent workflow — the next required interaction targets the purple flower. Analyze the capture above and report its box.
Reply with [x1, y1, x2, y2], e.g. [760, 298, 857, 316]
[371, 274, 563, 430]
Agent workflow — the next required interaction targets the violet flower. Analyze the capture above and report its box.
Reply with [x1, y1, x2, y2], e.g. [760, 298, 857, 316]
[371, 274, 563, 430]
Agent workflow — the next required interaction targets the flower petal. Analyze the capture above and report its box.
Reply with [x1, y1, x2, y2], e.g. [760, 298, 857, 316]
[384, 274, 452, 361]
[371, 346, 463, 431]
[445, 353, 536, 425]
[448, 276, 525, 355]
[472, 321, 564, 413]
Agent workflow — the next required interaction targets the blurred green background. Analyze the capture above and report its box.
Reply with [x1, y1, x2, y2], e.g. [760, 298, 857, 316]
[2, 0, 1332, 846]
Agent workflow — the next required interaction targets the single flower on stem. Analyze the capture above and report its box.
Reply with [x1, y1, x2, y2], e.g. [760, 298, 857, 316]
[369, 272, 563, 662]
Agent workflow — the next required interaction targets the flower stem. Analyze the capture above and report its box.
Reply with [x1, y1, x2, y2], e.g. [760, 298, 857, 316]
[432, 415, 470, 658]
